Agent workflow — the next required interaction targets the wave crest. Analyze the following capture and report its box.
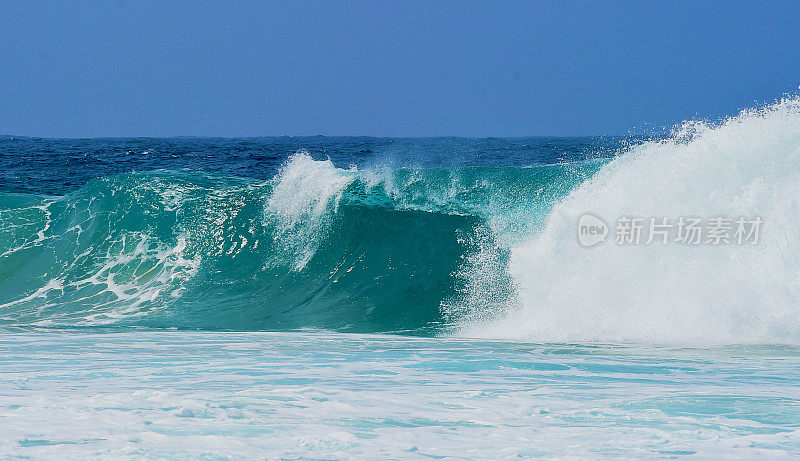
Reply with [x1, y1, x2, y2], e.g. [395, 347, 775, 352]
[458, 97, 800, 344]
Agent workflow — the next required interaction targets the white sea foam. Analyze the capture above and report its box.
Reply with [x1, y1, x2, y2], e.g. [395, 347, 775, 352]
[1, 332, 797, 459]
[460, 97, 800, 343]
[264, 152, 357, 270]
[74, 232, 201, 324]
[0, 230, 200, 326]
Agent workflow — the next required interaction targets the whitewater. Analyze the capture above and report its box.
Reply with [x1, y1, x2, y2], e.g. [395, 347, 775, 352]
[1, 99, 800, 458]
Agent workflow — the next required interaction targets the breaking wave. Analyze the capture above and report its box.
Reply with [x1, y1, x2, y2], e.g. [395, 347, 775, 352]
[460, 97, 800, 344]
[2, 97, 800, 343]
[0, 153, 590, 333]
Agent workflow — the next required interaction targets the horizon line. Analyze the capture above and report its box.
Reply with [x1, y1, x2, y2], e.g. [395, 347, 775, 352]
[0, 132, 663, 141]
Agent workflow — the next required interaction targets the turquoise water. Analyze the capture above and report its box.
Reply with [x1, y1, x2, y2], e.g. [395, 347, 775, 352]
[0, 162, 597, 333]
[1, 332, 799, 458]
[3, 100, 800, 457]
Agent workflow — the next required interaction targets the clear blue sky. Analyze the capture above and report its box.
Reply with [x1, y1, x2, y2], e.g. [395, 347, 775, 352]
[1, 1, 799, 137]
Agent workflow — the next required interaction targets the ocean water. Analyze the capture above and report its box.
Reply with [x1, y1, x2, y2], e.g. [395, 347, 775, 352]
[2, 332, 799, 459]
[2, 99, 800, 458]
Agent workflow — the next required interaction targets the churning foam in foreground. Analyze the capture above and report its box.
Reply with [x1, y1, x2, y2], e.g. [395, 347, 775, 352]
[458, 97, 800, 344]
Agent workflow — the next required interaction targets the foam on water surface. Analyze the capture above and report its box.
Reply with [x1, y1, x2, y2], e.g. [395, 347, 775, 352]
[1, 331, 798, 459]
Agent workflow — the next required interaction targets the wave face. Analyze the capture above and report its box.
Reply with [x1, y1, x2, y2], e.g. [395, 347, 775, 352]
[0, 152, 594, 333]
[3, 99, 800, 343]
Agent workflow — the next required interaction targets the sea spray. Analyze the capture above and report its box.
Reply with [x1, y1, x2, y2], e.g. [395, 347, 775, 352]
[457, 97, 800, 343]
[264, 152, 358, 270]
